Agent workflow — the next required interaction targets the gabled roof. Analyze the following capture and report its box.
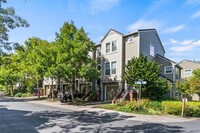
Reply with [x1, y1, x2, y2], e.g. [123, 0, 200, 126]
[100, 29, 124, 43]
[179, 59, 200, 65]
[156, 54, 182, 69]
[139, 29, 165, 53]
[123, 29, 165, 53]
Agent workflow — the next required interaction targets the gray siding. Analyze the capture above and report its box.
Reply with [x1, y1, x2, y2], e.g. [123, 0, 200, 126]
[139, 30, 165, 61]
[125, 34, 139, 62]
[156, 56, 173, 81]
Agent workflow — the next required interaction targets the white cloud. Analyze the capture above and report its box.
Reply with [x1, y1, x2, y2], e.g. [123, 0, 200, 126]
[169, 39, 200, 52]
[127, 19, 161, 32]
[191, 10, 200, 19]
[164, 25, 185, 33]
[169, 45, 195, 52]
[90, 0, 120, 13]
[184, 0, 200, 6]
[169, 39, 179, 44]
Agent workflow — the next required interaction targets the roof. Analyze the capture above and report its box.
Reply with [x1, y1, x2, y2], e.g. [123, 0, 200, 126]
[123, 29, 165, 53]
[95, 44, 101, 47]
[100, 29, 123, 43]
[179, 59, 200, 65]
[159, 74, 174, 83]
[156, 54, 182, 69]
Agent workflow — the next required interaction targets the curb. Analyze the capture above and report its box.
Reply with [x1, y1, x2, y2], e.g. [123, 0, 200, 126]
[28, 100, 199, 123]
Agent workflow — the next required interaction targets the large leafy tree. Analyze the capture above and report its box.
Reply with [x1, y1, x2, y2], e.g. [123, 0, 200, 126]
[55, 22, 99, 100]
[0, 0, 29, 52]
[0, 53, 21, 95]
[123, 54, 169, 100]
[19, 38, 50, 98]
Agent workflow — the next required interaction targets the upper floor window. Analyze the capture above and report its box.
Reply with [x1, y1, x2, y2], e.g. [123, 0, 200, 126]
[96, 47, 101, 57]
[175, 68, 179, 80]
[150, 43, 155, 57]
[112, 40, 117, 52]
[164, 66, 172, 74]
[184, 69, 192, 77]
[105, 40, 117, 53]
[106, 43, 110, 53]
[111, 61, 116, 74]
[105, 62, 110, 75]
[105, 61, 117, 75]
[127, 36, 134, 43]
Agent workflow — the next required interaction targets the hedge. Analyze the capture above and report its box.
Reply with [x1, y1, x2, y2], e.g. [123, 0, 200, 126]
[162, 101, 200, 117]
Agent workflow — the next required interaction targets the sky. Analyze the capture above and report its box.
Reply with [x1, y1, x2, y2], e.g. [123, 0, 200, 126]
[3, 0, 200, 62]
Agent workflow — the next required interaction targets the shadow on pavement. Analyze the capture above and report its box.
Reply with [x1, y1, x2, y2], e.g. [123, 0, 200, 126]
[0, 106, 185, 133]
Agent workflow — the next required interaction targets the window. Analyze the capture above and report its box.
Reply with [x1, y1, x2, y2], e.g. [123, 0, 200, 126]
[106, 43, 110, 53]
[175, 68, 179, 80]
[111, 61, 116, 74]
[112, 40, 117, 52]
[164, 66, 172, 74]
[184, 69, 192, 77]
[150, 43, 155, 57]
[105, 63, 110, 75]
[96, 48, 101, 57]
[127, 36, 134, 43]
[105, 61, 117, 75]
[97, 65, 101, 71]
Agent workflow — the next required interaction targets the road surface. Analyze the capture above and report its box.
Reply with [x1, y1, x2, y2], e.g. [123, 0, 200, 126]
[0, 94, 200, 133]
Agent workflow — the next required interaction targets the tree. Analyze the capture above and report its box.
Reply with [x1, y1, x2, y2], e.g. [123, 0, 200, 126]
[55, 21, 99, 100]
[122, 54, 169, 100]
[19, 38, 50, 98]
[0, 0, 29, 52]
[176, 69, 200, 97]
[0, 53, 21, 95]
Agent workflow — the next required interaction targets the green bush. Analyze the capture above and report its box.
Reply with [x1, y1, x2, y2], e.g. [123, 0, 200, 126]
[14, 93, 22, 97]
[21, 93, 28, 97]
[162, 101, 200, 117]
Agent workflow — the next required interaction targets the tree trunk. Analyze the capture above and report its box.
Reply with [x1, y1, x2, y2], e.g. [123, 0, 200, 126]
[37, 79, 40, 99]
[71, 76, 75, 101]
[51, 77, 54, 100]
[11, 85, 14, 96]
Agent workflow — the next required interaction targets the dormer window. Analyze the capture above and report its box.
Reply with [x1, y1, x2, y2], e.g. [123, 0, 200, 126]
[127, 36, 134, 43]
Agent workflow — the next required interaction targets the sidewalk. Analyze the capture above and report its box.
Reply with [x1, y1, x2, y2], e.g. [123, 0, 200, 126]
[29, 100, 199, 123]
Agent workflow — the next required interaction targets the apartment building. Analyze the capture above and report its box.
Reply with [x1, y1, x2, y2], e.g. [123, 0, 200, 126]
[179, 60, 200, 100]
[94, 28, 181, 101]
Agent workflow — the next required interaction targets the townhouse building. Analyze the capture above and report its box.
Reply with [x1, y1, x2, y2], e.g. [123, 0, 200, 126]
[93, 29, 181, 101]
[179, 60, 200, 100]
[42, 28, 182, 101]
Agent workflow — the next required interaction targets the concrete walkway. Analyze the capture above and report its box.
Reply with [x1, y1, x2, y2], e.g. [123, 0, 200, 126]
[29, 100, 199, 123]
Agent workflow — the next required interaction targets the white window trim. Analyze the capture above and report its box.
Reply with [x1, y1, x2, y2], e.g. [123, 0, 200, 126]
[111, 61, 116, 75]
[105, 40, 118, 54]
[127, 36, 134, 43]
[164, 66, 172, 74]
[105, 62, 110, 75]
[184, 69, 192, 77]
[106, 43, 110, 53]
[150, 43, 155, 57]
[104, 61, 117, 76]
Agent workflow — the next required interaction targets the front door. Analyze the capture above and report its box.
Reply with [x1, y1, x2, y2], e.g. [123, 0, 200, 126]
[105, 85, 118, 101]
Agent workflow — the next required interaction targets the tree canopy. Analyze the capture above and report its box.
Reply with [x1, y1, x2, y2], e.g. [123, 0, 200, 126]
[0, 0, 29, 52]
[123, 54, 169, 100]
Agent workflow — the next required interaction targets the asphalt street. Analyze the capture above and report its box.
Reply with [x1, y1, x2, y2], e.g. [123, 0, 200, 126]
[0, 93, 200, 133]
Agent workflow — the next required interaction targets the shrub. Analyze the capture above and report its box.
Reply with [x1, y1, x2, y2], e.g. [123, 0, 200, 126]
[14, 93, 22, 97]
[21, 93, 28, 97]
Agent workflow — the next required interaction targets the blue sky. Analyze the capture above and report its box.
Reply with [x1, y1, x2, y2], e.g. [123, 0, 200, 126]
[4, 0, 200, 62]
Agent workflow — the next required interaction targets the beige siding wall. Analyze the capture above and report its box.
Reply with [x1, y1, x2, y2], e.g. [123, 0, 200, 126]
[125, 34, 139, 62]
[139, 31, 165, 61]
[179, 61, 200, 79]
[156, 56, 174, 81]
[101, 30, 123, 81]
